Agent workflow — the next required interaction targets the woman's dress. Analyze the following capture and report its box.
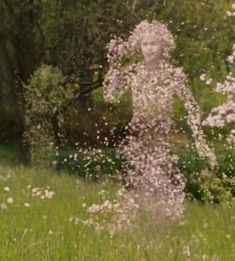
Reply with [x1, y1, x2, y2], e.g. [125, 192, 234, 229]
[104, 62, 210, 218]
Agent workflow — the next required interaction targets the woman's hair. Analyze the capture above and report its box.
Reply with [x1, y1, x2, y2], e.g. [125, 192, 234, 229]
[107, 20, 175, 67]
[129, 20, 175, 59]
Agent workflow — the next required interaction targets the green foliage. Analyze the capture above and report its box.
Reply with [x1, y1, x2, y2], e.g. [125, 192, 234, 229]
[62, 88, 132, 147]
[1, 0, 235, 144]
[40, 0, 150, 80]
[0, 143, 20, 166]
[48, 142, 235, 204]
[216, 147, 235, 178]
[177, 144, 235, 203]
[24, 65, 79, 166]
[200, 174, 234, 204]
[25, 65, 67, 115]
[56, 148, 123, 181]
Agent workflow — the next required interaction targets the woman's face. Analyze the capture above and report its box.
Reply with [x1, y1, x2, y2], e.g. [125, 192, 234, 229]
[140, 33, 163, 64]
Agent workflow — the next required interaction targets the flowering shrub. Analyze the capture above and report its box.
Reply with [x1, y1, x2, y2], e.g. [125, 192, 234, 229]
[203, 4, 235, 147]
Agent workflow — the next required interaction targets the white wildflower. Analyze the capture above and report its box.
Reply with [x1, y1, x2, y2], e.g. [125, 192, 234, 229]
[44, 190, 55, 199]
[200, 73, 206, 81]
[32, 188, 39, 193]
[7, 197, 14, 204]
[24, 202, 31, 208]
[3, 186, 10, 192]
[206, 78, 212, 85]
[0, 203, 7, 210]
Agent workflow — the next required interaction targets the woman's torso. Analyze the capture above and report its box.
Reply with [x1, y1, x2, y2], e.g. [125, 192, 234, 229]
[129, 63, 177, 134]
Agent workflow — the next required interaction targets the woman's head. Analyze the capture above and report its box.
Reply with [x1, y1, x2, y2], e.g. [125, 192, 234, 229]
[106, 20, 175, 68]
[129, 20, 175, 61]
[140, 31, 163, 64]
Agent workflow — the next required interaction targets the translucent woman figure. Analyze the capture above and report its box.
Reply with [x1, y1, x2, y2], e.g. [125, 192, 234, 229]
[103, 20, 216, 219]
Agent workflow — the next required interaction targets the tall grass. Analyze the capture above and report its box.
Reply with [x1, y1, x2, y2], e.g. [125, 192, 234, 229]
[0, 164, 234, 260]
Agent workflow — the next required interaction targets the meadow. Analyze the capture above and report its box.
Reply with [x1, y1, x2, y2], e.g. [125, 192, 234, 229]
[0, 150, 234, 261]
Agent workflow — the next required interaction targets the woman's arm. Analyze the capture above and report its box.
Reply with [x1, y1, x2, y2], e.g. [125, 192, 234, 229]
[103, 37, 135, 103]
[174, 67, 217, 168]
[103, 65, 133, 103]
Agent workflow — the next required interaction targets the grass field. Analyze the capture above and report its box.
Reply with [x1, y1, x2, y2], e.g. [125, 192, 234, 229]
[0, 163, 234, 261]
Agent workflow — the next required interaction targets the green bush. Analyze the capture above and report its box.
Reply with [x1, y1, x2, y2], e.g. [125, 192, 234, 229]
[24, 65, 79, 166]
[56, 148, 124, 181]
[177, 144, 235, 203]
[55, 143, 235, 203]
